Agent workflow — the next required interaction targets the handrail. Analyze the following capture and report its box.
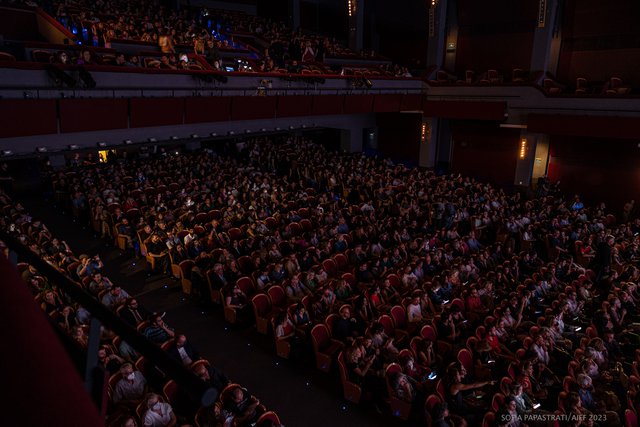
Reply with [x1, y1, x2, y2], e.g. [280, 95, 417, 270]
[0, 230, 218, 407]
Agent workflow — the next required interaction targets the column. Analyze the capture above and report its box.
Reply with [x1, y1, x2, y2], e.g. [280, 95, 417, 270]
[426, 0, 453, 73]
[420, 117, 451, 169]
[513, 131, 541, 187]
[348, 0, 365, 52]
[530, 0, 561, 75]
[289, 0, 301, 30]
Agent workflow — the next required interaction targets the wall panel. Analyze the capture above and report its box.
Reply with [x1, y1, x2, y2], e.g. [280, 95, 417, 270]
[451, 122, 519, 187]
[0, 99, 57, 138]
[130, 98, 184, 128]
[276, 96, 313, 117]
[344, 95, 374, 114]
[311, 95, 344, 115]
[59, 98, 128, 133]
[231, 96, 277, 121]
[184, 97, 232, 123]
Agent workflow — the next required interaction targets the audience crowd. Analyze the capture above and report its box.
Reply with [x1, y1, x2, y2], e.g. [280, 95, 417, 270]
[9, 0, 404, 76]
[0, 187, 281, 426]
[3, 133, 640, 426]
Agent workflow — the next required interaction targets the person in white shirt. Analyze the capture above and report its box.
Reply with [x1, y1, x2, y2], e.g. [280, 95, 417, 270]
[143, 393, 177, 427]
[183, 229, 196, 247]
[407, 296, 423, 324]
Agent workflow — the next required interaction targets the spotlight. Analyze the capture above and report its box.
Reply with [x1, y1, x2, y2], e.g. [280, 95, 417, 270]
[289, 125, 295, 130]
[68, 144, 79, 150]
[228, 131, 235, 136]
[210, 132, 217, 137]
[123, 139, 133, 145]
[275, 127, 281, 131]
[35, 147, 48, 153]
[261, 128, 267, 132]
[147, 137, 157, 143]
[2, 150, 14, 156]
[170, 136, 179, 140]
[96, 142, 107, 148]
[245, 129, 251, 134]
[191, 134, 200, 139]
[302, 124, 307, 128]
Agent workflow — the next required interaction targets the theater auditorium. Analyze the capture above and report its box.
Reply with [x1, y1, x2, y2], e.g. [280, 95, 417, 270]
[1, 1, 639, 426]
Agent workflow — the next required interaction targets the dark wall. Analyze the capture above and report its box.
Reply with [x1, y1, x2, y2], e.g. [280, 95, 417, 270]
[547, 136, 640, 211]
[256, 0, 289, 23]
[300, 0, 347, 41]
[366, 0, 429, 66]
[375, 113, 421, 164]
[557, 0, 640, 84]
[0, 8, 40, 41]
[455, 0, 537, 75]
[451, 121, 519, 187]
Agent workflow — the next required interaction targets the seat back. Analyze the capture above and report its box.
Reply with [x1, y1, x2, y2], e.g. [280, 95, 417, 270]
[257, 411, 281, 426]
[162, 379, 178, 405]
[421, 325, 437, 341]
[435, 378, 445, 401]
[252, 293, 271, 317]
[425, 393, 442, 414]
[379, 314, 395, 335]
[311, 323, 330, 351]
[482, 412, 496, 427]
[466, 336, 478, 351]
[236, 276, 255, 296]
[322, 258, 338, 277]
[325, 313, 339, 336]
[267, 285, 287, 309]
[626, 409, 638, 427]
[390, 305, 407, 329]
[500, 376, 512, 395]
[333, 253, 348, 270]
[491, 393, 505, 412]
[457, 348, 473, 373]
[179, 260, 195, 276]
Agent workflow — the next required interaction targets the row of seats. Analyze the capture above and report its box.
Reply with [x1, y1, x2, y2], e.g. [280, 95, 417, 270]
[1, 191, 283, 427]
[49, 134, 640, 426]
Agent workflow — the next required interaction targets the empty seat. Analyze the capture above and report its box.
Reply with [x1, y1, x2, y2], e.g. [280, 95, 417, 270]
[311, 323, 343, 372]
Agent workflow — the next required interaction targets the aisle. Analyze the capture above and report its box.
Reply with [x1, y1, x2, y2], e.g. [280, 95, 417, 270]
[23, 193, 406, 427]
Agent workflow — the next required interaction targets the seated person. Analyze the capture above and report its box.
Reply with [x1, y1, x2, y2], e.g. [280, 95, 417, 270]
[119, 298, 152, 326]
[223, 386, 261, 427]
[333, 305, 359, 343]
[193, 362, 230, 396]
[112, 362, 148, 406]
[166, 334, 200, 366]
[144, 313, 175, 344]
[101, 285, 130, 309]
[225, 283, 251, 320]
[142, 393, 177, 427]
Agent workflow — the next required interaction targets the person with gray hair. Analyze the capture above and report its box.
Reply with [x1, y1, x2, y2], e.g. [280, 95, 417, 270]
[112, 362, 148, 406]
[143, 392, 177, 427]
[391, 371, 416, 404]
[575, 373, 596, 411]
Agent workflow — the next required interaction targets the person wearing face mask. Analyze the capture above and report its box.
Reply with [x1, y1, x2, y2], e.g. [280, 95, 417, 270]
[143, 392, 177, 427]
[112, 362, 148, 406]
